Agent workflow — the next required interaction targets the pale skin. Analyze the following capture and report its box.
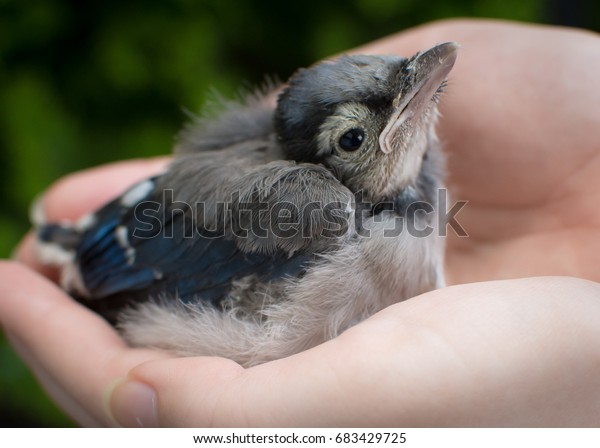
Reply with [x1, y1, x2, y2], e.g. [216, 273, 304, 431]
[2, 18, 600, 427]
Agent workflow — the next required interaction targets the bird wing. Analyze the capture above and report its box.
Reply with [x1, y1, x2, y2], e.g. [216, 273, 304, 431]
[40, 148, 355, 322]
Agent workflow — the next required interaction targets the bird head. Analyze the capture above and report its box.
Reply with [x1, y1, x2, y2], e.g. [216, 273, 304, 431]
[275, 42, 458, 203]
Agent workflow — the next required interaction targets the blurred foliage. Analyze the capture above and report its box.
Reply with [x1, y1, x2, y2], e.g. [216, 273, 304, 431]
[0, 0, 597, 427]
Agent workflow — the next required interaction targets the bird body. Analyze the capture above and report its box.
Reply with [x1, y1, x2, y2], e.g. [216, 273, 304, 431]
[36, 43, 458, 366]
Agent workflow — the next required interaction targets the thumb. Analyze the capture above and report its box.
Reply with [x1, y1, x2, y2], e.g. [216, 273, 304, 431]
[107, 357, 246, 427]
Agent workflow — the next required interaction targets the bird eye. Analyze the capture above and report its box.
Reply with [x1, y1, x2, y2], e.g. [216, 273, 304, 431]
[338, 128, 365, 152]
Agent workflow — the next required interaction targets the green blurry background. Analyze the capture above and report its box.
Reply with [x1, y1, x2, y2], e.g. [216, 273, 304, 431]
[0, 0, 598, 427]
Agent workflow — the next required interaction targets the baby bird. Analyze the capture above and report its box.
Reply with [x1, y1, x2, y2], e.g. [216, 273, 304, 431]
[36, 43, 458, 367]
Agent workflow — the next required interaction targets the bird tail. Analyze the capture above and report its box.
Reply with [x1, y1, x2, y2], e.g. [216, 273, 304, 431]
[37, 223, 82, 251]
[35, 223, 82, 266]
[30, 195, 82, 266]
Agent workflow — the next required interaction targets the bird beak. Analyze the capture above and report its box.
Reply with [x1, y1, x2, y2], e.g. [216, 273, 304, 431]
[379, 42, 459, 154]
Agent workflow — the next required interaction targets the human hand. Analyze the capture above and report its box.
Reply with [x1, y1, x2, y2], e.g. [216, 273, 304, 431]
[2, 19, 600, 427]
[4, 255, 600, 426]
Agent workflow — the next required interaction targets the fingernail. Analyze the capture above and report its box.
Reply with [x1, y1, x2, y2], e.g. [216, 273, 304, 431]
[105, 378, 159, 427]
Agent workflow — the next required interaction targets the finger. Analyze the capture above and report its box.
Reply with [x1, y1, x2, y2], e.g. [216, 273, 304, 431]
[40, 157, 169, 222]
[109, 356, 244, 427]
[0, 261, 169, 426]
[6, 330, 102, 426]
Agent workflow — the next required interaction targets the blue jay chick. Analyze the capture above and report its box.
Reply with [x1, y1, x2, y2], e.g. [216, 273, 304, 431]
[35, 43, 458, 367]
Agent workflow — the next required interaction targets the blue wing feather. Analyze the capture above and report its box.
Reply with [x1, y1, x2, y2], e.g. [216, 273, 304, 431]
[66, 177, 312, 320]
